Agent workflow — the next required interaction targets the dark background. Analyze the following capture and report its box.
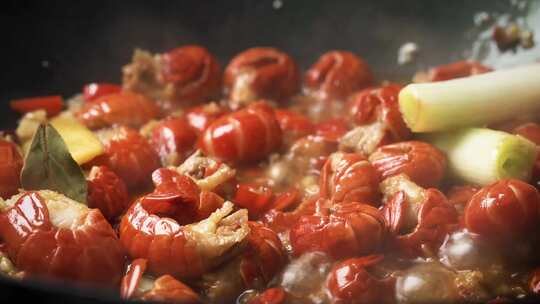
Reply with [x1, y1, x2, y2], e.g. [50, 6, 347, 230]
[1, 0, 525, 129]
[0, 0, 538, 302]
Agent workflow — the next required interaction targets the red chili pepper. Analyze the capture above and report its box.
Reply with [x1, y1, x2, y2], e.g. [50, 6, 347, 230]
[82, 83, 122, 102]
[10, 95, 63, 116]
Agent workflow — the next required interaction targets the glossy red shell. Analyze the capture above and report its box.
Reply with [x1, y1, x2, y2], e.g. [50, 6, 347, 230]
[121, 258, 148, 299]
[142, 275, 201, 303]
[464, 179, 540, 241]
[262, 197, 327, 234]
[233, 183, 273, 218]
[82, 83, 121, 102]
[76, 91, 160, 129]
[160, 45, 222, 104]
[288, 135, 339, 171]
[319, 153, 381, 205]
[249, 288, 287, 304]
[513, 122, 540, 183]
[119, 170, 227, 278]
[274, 109, 314, 145]
[514, 122, 540, 145]
[91, 126, 160, 188]
[369, 141, 447, 188]
[119, 195, 204, 278]
[427, 61, 492, 82]
[151, 116, 198, 165]
[0, 192, 125, 285]
[529, 267, 540, 295]
[121, 258, 200, 303]
[446, 185, 480, 208]
[289, 202, 386, 259]
[384, 188, 459, 257]
[326, 255, 394, 304]
[0, 140, 23, 199]
[239, 222, 286, 288]
[304, 50, 373, 100]
[270, 188, 300, 212]
[314, 118, 349, 142]
[347, 83, 410, 142]
[201, 101, 282, 163]
[224, 47, 300, 102]
[185, 103, 228, 135]
[151, 168, 223, 224]
[87, 165, 129, 221]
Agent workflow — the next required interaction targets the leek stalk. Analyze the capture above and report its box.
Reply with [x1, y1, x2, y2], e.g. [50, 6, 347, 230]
[399, 64, 540, 132]
[424, 128, 537, 185]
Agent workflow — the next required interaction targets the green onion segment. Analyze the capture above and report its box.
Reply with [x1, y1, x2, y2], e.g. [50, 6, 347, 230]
[424, 128, 538, 185]
[399, 64, 540, 132]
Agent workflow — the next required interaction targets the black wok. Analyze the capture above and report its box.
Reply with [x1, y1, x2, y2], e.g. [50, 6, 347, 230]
[0, 0, 539, 302]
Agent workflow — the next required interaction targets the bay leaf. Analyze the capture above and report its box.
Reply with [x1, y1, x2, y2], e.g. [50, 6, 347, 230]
[20, 123, 88, 204]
